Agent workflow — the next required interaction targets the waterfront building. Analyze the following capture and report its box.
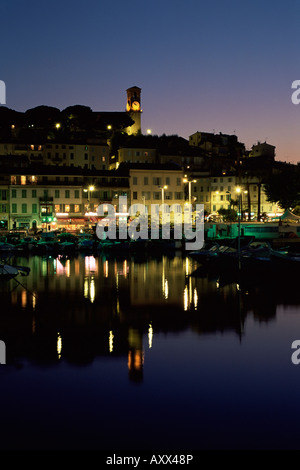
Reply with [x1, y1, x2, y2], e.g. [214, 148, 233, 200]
[4, 166, 129, 231]
[126, 163, 185, 218]
[182, 171, 282, 220]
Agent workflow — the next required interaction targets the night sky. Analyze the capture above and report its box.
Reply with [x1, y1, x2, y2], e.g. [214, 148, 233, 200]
[1, 0, 300, 162]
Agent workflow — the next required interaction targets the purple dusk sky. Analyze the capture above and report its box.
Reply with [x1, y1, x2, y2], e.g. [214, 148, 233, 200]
[1, 0, 300, 162]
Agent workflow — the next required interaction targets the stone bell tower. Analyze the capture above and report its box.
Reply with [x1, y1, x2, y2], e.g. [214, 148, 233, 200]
[126, 86, 142, 135]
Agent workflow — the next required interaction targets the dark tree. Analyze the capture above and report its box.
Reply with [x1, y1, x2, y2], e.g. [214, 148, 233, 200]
[24, 105, 61, 128]
[264, 166, 300, 210]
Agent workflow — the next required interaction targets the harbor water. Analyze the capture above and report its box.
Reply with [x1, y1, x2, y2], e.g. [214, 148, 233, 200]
[1, 251, 300, 451]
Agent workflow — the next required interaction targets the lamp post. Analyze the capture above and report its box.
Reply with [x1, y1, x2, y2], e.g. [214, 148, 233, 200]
[158, 185, 168, 224]
[236, 187, 242, 268]
[84, 185, 95, 228]
[183, 177, 197, 206]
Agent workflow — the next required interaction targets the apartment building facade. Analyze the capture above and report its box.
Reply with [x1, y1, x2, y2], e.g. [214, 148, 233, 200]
[0, 142, 110, 171]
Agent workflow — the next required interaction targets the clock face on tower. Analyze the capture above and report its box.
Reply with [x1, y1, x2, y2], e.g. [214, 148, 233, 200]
[131, 101, 140, 111]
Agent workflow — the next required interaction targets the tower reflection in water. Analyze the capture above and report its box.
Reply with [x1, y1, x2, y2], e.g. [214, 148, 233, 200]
[0, 252, 288, 381]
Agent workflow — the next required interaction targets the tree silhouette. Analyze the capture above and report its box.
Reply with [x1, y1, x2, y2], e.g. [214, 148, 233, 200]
[264, 166, 300, 210]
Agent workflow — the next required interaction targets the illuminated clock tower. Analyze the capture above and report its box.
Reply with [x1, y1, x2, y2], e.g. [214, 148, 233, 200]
[126, 86, 142, 135]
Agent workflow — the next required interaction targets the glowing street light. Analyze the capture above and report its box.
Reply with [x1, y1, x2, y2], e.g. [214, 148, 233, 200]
[84, 185, 95, 216]
[183, 178, 197, 206]
[158, 185, 168, 206]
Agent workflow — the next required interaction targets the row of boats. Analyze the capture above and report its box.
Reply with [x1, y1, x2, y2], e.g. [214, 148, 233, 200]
[0, 232, 184, 256]
[189, 237, 300, 273]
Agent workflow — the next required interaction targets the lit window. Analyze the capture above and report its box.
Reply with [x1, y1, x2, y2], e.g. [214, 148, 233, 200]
[21, 175, 26, 185]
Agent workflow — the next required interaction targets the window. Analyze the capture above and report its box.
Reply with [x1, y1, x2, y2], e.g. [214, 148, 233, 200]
[65, 190, 70, 198]
[1, 190, 7, 200]
[133, 177, 138, 185]
[65, 204, 70, 212]
[166, 177, 170, 185]
[32, 189, 37, 198]
[144, 177, 148, 185]
[12, 203, 17, 213]
[133, 192, 138, 200]
[21, 175, 26, 185]
[75, 190, 80, 198]
[84, 154, 88, 160]
[70, 153, 74, 160]
[153, 177, 161, 186]
[142, 191, 151, 200]
[175, 192, 183, 200]
[55, 205, 60, 212]
[21, 204, 27, 214]
[32, 204, 37, 214]
[176, 178, 181, 186]
[22, 189, 27, 198]
[55, 190, 60, 198]
[75, 204, 80, 213]
[12, 189, 17, 198]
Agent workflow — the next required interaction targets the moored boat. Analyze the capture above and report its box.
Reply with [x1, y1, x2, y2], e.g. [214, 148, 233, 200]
[0, 262, 30, 279]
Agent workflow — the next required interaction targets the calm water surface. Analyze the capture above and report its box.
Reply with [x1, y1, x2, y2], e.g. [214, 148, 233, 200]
[1, 251, 300, 451]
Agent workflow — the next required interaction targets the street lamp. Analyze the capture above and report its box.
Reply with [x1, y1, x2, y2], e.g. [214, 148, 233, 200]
[158, 185, 168, 206]
[158, 185, 168, 223]
[84, 185, 95, 211]
[84, 185, 95, 227]
[183, 177, 197, 206]
[235, 186, 243, 267]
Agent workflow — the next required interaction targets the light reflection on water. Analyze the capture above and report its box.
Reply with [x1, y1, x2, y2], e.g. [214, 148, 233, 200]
[1, 252, 300, 450]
